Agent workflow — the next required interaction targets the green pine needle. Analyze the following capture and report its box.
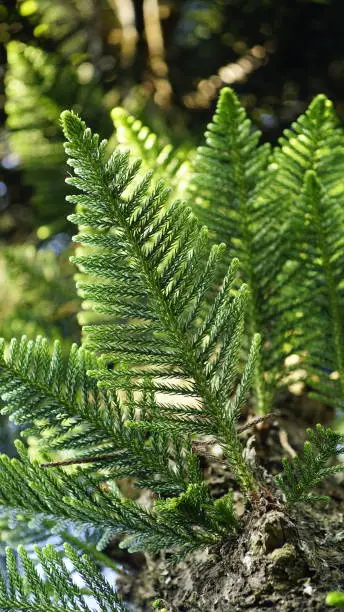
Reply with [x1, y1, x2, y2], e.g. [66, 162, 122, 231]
[61, 108, 259, 491]
[0, 543, 127, 611]
[276, 424, 344, 504]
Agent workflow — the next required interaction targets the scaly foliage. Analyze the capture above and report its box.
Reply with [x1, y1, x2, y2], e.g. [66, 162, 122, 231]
[276, 424, 344, 503]
[0, 442, 236, 558]
[190, 88, 344, 415]
[62, 109, 259, 492]
[189, 88, 283, 414]
[0, 90, 344, 608]
[0, 542, 126, 611]
[111, 107, 189, 193]
[267, 96, 344, 411]
[0, 336, 200, 495]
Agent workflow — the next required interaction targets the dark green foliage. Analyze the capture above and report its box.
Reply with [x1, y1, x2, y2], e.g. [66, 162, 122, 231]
[3, 0, 344, 606]
[276, 424, 344, 503]
[0, 336, 200, 495]
[0, 442, 231, 558]
[0, 542, 126, 611]
[0, 103, 267, 571]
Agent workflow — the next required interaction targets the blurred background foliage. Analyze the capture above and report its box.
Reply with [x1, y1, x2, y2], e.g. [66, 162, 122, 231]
[0, 0, 343, 456]
[0, 0, 344, 243]
[1, 0, 344, 240]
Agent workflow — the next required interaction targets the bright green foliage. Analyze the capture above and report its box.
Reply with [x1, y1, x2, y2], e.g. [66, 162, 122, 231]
[190, 87, 271, 257]
[62, 109, 259, 492]
[326, 591, 344, 607]
[264, 95, 344, 411]
[5, 41, 111, 232]
[119, 482, 237, 557]
[0, 106, 268, 569]
[153, 483, 238, 544]
[276, 424, 344, 503]
[0, 542, 126, 611]
[190, 88, 344, 414]
[189, 88, 278, 414]
[111, 107, 189, 195]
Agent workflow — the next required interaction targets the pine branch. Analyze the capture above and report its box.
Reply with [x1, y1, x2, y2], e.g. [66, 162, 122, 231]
[190, 87, 271, 256]
[1, 87, 344, 595]
[0, 542, 126, 611]
[263, 94, 344, 409]
[0, 336, 198, 495]
[61, 109, 259, 492]
[276, 424, 344, 504]
[0, 443, 235, 558]
[189, 87, 281, 414]
[111, 107, 189, 193]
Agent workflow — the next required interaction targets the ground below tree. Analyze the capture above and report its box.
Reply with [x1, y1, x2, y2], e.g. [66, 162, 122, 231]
[118, 396, 344, 611]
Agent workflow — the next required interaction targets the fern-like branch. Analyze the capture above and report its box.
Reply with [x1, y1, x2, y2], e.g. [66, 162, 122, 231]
[189, 87, 283, 414]
[270, 96, 344, 410]
[0, 336, 199, 495]
[0, 443, 236, 557]
[276, 424, 344, 503]
[61, 109, 259, 491]
[0, 542, 126, 611]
